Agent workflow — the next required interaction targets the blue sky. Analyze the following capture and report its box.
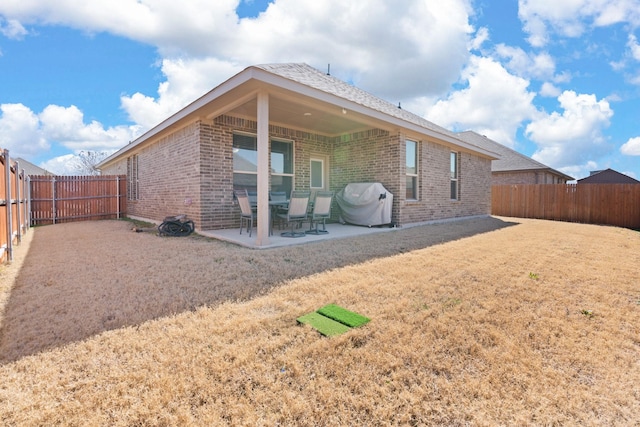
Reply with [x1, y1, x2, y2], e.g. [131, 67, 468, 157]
[0, 0, 639, 179]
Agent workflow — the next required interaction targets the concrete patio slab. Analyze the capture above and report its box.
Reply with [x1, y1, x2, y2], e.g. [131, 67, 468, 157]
[198, 222, 397, 249]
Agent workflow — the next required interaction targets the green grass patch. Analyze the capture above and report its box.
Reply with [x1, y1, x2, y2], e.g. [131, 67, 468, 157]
[316, 304, 371, 328]
[296, 312, 352, 337]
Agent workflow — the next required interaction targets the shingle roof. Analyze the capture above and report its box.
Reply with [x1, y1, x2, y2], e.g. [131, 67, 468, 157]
[255, 63, 462, 140]
[456, 131, 574, 181]
[577, 168, 639, 184]
[100, 62, 497, 169]
[14, 157, 54, 176]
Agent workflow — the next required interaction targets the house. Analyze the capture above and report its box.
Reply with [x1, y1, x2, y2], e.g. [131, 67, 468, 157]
[577, 168, 640, 184]
[456, 131, 574, 185]
[14, 157, 54, 176]
[97, 63, 497, 246]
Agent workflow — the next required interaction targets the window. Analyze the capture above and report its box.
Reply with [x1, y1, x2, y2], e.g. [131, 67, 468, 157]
[450, 151, 459, 200]
[270, 139, 294, 194]
[310, 158, 324, 189]
[233, 133, 293, 194]
[406, 140, 418, 200]
[127, 154, 138, 201]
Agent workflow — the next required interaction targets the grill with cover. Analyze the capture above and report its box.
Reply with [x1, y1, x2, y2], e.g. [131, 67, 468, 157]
[335, 182, 393, 227]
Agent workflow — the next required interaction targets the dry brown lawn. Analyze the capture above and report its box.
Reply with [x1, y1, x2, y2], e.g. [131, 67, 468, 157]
[0, 217, 638, 426]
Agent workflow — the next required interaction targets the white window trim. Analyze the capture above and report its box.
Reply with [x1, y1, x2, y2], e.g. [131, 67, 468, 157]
[127, 154, 139, 201]
[310, 158, 325, 189]
[271, 137, 295, 186]
[406, 139, 418, 201]
[450, 151, 459, 201]
[232, 132, 295, 189]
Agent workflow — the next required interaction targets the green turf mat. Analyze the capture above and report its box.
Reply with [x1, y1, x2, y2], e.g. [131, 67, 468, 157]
[316, 304, 371, 328]
[297, 312, 352, 337]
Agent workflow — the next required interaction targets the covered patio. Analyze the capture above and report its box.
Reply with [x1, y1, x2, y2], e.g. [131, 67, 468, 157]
[199, 221, 398, 249]
[98, 64, 496, 247]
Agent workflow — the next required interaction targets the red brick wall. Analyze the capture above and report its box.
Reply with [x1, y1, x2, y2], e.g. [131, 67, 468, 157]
[101, 122, 203, 226]
[398, 140, 492, 226]
[103, 114, 492, 230]
[492, 171, 565, 185]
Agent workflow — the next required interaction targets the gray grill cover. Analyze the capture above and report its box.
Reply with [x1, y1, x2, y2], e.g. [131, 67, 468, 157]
[336, 183, 393, 226]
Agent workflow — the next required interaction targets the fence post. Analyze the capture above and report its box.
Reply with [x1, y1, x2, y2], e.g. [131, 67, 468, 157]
[15, 160, 21, 243]
[26, 175, 31, 230]
[4, 149, 12, 262]
[51, 175, 56, 225]
[116, 176, 121, 219]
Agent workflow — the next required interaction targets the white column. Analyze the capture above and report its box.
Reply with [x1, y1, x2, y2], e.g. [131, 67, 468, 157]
[255, 91, 270, 246]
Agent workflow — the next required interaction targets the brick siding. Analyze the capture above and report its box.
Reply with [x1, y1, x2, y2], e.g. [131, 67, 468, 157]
[104, 114, 492, 230]
[492, 170, 562, 185]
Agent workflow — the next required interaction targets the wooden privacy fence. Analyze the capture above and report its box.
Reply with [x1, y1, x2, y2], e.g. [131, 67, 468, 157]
[492, 184, 640, 229]
[30, 175, 127, 226]
[0, 150, 30, 263]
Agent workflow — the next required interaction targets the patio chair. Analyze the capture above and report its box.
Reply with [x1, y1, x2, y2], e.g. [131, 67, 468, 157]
[278, 190, 310, 237]
[269, 191, 288, 230]
[306, 191, 333, 234]
[235, 189, 256, 237]
[247, 191, 258, 208]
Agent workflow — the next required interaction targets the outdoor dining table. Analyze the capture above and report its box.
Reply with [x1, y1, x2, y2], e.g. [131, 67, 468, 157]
[249, 200, 290, 235]
[269, 199, 289, 234]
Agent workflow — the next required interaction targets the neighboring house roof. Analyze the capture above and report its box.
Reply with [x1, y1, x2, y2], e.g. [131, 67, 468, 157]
[99, 63, 497, 169]
[456, 131, 574, 181]
[14, 157, 54, 176]
[577, 168, 640, 184]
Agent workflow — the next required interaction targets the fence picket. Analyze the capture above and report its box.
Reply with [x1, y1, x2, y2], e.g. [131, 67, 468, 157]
[30, 175, 127, 225]
[492, 184, 640, 229]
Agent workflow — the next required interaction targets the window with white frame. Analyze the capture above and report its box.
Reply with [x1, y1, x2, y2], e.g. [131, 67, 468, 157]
[450, 151, 459, 200]
[127, 154, 139, 201]
[406, 139, 418, 200]
[232, 133, 293, 194]
[310, 158, 324, 189]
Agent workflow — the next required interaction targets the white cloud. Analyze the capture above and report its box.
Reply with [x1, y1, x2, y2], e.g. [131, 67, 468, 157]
[620, 136, 640, 155]
[540, 82, 561, 97]
[526, 90, 613, 169]
[0, 103, 141, 174]
[0, 0, 474, 102]
[425, 55, 537, 147]
[239, 0, 474, 100]
[494, 44, 556, 80]
[518, 0, 640, 47]
[0, 0, 241, 56]
[121, 58, 243, 129]
[39, 105, 142, 151]
[0, 17, 28, 39]
[0, 0, 480, 172]
[470, 26, 489, 51]
[627, 34, 640, 61]
[110, 0, 477, 128]
[0, 103, 48, 157]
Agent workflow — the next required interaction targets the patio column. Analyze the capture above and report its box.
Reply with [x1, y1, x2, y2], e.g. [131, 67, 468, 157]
[255, 91, 270, 246]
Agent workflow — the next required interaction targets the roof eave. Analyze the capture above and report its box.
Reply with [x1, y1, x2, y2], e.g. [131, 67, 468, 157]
[98, 65, 497, 169]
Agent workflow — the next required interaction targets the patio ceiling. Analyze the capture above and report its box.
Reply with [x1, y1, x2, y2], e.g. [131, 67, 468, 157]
[223, 92, 381, 137]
